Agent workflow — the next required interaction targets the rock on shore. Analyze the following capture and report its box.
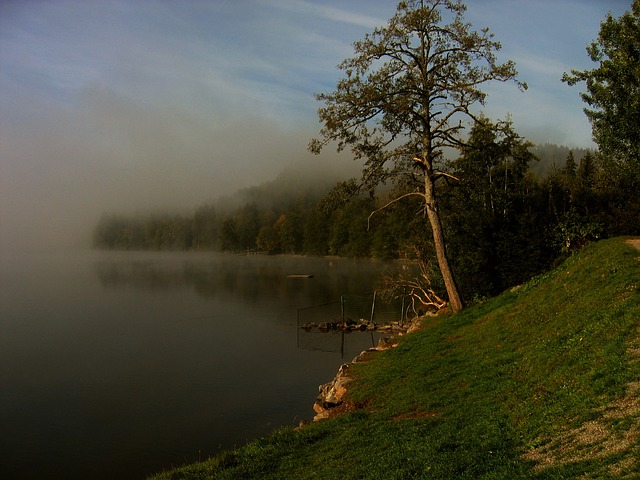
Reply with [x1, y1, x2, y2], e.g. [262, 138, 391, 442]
[312, 336, 400, 421]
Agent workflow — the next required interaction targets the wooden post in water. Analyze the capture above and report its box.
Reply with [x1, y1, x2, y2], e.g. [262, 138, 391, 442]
[296, 308, 300, 349]
[370, 291, 377, 324]
[340, 296, 346, 358]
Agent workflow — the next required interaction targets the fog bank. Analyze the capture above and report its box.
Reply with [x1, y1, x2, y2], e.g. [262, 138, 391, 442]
[0, 87, 356, 251]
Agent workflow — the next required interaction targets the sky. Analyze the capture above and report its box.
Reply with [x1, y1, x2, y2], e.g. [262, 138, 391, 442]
[0, 0, 632, 250]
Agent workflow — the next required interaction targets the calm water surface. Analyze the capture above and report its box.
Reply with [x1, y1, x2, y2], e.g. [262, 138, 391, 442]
[0, 250, 404, 479]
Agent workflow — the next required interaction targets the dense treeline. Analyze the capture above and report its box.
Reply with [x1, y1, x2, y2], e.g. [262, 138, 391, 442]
[93, 142, 639, 299]
[442, 125, 639, 298]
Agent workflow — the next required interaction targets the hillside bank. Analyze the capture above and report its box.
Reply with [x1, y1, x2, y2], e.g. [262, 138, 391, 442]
[150, 237, 640, 479]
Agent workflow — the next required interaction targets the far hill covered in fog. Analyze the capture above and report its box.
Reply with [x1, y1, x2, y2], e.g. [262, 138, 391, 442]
[530, 144, 593, 178]
[92, 141, 640, 301]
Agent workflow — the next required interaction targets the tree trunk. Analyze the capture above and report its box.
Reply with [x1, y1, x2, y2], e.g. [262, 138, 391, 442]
[424, 176, 464, 312]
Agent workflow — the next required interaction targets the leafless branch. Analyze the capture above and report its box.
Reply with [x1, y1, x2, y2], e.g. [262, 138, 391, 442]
[367, 192, 425, 230]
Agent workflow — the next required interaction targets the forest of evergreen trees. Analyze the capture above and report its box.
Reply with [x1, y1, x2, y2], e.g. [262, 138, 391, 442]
[94, 143, 639, 299]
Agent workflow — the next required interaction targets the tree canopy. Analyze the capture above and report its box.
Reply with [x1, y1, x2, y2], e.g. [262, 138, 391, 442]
[563, 0, 640, 174]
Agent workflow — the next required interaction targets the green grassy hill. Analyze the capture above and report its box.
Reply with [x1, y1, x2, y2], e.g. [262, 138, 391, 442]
[150, 238, 640, 479]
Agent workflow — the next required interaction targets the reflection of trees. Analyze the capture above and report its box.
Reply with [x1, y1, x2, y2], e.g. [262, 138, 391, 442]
[95, 261, 187, 292]
[93, 254, 409, 305]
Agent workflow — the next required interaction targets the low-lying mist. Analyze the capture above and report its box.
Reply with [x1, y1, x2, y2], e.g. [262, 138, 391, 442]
[0, 87, 358, 252]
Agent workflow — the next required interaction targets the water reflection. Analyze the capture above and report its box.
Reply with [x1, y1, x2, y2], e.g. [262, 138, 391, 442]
[1, 251, 410, 480]
[92, 252, 403, 305]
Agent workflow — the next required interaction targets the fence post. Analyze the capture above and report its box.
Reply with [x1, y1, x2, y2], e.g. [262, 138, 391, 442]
[370, 291, 377, 324]
[297, 307, 300, 348]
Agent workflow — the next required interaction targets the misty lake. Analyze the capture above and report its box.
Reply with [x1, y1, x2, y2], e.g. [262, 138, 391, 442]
[0, 250, 409, 479]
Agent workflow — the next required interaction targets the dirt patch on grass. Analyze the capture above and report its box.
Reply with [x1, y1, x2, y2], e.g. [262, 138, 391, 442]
[523, 323, 640, 477]
[625, 238, 640, 251]
[322, 399, 371, 420]
[444, 334, 462, 342]
[523, 394, 640, 476]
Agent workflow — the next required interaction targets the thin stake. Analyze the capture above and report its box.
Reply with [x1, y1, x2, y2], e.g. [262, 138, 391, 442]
[370, 291, 377, 324]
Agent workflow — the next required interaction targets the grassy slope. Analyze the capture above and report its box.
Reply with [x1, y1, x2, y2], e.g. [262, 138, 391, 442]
[150, 238, 640, 479]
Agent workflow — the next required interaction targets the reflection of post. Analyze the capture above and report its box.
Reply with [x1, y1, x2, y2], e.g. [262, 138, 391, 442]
[341, 330, 345, 359]
[401, 296, 405, 326]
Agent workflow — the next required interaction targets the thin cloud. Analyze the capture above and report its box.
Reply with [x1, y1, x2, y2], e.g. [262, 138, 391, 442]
[267, 0, 386, 29]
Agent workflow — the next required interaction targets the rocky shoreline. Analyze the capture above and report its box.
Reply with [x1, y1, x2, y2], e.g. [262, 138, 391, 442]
[312, 316, 430, 421]
[311, 241, 640, 430]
